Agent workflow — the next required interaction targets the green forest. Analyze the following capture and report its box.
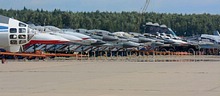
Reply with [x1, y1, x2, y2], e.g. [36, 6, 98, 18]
[1, 8, 220, 36]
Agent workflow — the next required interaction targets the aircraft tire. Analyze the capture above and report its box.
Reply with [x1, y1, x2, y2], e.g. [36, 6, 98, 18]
[168, 48, 175, 52]
[160, 48, 167, 52]
[188, 48, 195, 55]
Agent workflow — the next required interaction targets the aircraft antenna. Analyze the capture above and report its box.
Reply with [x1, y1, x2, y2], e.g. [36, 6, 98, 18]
[138, 0, 150, 32]
[141, 0, 150, 13]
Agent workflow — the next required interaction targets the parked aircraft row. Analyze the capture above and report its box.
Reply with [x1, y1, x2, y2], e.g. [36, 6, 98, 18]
[185, 31, 220, 49]
[143, 22, 220, 52]
[0, 15, 220, 54]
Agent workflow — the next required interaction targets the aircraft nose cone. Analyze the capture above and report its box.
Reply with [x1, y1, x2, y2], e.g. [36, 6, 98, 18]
[164, 39, 175, 44]
[82, 38, 97, 44]
[103, 36, 118, 41]
[139, 37, 154, 43]
[152, 41, 164, 46]
[123, 41, 140, 48]
[91, 40, 106, 46]
[118, 38, 128, 42]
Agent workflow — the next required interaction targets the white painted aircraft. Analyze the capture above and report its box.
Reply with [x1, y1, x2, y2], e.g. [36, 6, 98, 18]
[23, 32, 70, 52]
[25, 32, 70, 46]
[0, 15, 35, 52]
[31, 26, 99, 46]
[62, 29, 99, 45]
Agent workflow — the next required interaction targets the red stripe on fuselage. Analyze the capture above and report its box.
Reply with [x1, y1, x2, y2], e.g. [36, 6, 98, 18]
[24, 40, 68, 48]
[82, 38, 89, 40]
[29, 40, 68, 44]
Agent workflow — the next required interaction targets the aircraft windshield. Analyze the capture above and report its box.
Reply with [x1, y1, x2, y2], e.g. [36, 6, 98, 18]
[19, 23, 26, 27]
[94, 32, 103, 36]
[108, 33, 115, 36]
[144, 25, 160, 35]
[27, 28, 35, 41]
[167, 28, 177, 37]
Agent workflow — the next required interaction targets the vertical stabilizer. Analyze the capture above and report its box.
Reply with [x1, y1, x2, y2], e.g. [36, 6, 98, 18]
[213, 30, 220, 36]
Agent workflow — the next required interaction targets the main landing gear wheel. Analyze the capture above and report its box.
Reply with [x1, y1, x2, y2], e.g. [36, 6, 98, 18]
[188, 48, 195, 55]
[160, 48, 167, 52]
[168, 48, 175, 52]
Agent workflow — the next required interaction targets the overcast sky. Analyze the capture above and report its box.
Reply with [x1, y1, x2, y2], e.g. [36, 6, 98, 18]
[0, 0, 219, 14]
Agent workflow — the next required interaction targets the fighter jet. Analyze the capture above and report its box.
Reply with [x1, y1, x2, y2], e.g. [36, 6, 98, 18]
[128, 32, 156, 43]
[87, 29, 119, 42]
[158, 32, 188, 45]
[200, 30, 220, 49]
[113, 31, 154, 48]
[30, 25, 101, 47]
[185, 35, 214, 49]
[62, 29, 105, 46]
[24, 32, 70, 52]
[87, 30, 140, 48]
[144, 22, 188, 46]
[28, 32, 70, 45]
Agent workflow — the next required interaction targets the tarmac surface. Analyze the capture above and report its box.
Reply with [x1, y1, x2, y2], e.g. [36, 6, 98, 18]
[0, 57, 220, 96]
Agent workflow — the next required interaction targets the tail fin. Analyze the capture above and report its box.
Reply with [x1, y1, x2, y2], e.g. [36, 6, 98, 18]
[213, 30, 220, 36]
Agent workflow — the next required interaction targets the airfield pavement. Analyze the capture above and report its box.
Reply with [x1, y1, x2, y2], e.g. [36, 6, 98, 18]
[0, 56, 220, 96]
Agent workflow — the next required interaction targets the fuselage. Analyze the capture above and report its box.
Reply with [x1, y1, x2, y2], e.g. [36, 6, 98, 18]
[201, 34, 220, 48]
[0, 15, 33, 52]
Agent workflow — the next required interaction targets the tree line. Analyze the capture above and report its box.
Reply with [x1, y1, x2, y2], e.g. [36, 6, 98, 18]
[1, 7, 220, 36]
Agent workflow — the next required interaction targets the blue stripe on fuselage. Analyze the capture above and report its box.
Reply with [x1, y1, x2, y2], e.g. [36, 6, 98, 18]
[0, 26, 8, 32]
[0, 26, 8, 29]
